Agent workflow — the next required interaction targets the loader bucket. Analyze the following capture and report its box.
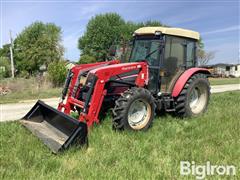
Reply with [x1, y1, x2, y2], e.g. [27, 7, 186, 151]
[20, 100, 88, 153]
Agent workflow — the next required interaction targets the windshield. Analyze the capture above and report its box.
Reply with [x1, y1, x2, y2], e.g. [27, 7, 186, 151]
[129, 39, 161, 66]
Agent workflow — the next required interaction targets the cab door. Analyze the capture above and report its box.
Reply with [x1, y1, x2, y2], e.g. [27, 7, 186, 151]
[129, 36, 162, 93]
[147, 41, 162, 94]
[160, 35, 196, 93]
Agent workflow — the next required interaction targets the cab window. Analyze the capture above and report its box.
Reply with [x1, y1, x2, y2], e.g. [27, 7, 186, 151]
[186, 41, 195, 67]
[129, 38, 160, 66]
[164, 36, 185, 67]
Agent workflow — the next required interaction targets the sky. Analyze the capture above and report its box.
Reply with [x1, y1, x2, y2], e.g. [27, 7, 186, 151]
[0, 0, 239, 64]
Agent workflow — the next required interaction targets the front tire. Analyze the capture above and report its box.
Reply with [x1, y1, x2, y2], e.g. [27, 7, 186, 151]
[175, 74, 210, 117]
[112, 87, 156, 131]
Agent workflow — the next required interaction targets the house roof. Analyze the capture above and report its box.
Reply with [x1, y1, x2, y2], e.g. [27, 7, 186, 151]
[213, 63, 232, 67]
[134, 26, 200, 40]
[205, 63, 240, 67]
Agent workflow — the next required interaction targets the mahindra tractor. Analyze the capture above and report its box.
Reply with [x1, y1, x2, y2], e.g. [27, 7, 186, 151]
[21, 27, 211, 153]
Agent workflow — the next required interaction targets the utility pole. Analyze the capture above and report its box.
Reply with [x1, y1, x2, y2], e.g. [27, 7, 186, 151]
[9, 30, 15, 78]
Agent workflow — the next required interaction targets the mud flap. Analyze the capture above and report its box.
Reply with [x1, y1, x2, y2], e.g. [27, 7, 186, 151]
[20, 100, 88, 153]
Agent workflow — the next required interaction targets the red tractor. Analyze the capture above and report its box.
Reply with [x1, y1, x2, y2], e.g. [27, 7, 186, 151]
[21, 27, 211, 153]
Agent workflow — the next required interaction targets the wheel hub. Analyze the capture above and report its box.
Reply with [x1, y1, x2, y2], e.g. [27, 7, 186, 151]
[128, 99, 151, 129]
[189, 85, 207, 114]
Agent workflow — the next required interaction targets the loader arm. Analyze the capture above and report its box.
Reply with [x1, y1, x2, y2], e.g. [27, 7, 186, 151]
[58, 60, 120, 113]
[80, 62, 148, 127]
[59, 62, 148, 127]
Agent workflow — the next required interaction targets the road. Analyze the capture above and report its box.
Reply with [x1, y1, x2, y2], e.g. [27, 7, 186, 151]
[0, 84, 239, 122]
[0, 98, 59, 122]
[210, 84, 240, 93]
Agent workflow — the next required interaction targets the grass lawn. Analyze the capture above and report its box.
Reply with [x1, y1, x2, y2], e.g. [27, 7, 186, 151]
[0, 88, 61, 104]
[0, 91, 239, 179]
[209, 77, 240, 85]
[0, 78, 61, 104]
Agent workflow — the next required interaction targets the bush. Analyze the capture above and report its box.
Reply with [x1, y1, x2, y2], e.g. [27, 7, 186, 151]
[18, 70, 30, 78]
[0, 57, 11, 79]
[78, 55, 96, 64]
[47, 61, 67, 87]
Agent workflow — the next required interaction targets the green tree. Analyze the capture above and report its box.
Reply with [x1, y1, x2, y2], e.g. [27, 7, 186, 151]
[78, 13, 125, 61]
[0, 44, 11, 58]
[78, 13, 164, 63]
[78, 55, 96, 64]
[48, 61, 67, 87]
[0, 57, 11, 78]
[138, 20, 164, 27]
[0, 44, 11, 78]
[197, 37, 204, 49]
[119, 20, 164, 61]
[14, 21, 64, 75]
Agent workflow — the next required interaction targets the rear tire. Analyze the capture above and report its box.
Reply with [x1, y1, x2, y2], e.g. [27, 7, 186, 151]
[112, 87, 156, 131]
[175, 74, 210, 117]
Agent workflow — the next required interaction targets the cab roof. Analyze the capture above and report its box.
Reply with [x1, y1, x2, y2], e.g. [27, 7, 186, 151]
[134, 26, 200, 40]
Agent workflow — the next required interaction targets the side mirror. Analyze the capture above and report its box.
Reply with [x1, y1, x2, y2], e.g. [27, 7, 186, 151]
[109, 45, 117, 56]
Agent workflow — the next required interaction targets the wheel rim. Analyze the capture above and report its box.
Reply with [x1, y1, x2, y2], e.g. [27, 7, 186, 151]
[189, 84, 208, 114]
[127, 99, 151, 130]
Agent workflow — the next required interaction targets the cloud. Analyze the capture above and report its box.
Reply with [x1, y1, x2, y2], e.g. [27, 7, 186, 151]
[71, 3, 106, 22]
[202, 25, 240, 35]
[164, 14, 202, 26]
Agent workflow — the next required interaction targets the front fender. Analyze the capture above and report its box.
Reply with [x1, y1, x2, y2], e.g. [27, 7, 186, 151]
[171, 68, 211, 97]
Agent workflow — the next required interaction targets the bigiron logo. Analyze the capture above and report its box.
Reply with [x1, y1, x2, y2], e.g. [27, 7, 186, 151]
[180, 161, 236, 179]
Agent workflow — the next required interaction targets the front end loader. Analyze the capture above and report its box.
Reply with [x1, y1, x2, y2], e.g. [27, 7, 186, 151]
[21, 26, 211, 153]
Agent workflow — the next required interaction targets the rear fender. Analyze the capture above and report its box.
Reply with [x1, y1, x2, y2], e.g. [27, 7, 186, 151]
[171, 68, 211, 97]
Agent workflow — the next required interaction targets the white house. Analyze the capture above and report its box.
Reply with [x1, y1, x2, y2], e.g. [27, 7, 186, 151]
[212, 64, 230, 77]
[230, 64, 240, 77]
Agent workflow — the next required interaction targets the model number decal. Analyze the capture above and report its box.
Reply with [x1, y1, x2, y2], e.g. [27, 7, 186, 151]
[121, 66, 139, 71]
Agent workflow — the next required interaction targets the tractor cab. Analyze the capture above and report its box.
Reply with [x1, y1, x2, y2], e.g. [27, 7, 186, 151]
[129, 27, 200, 94]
